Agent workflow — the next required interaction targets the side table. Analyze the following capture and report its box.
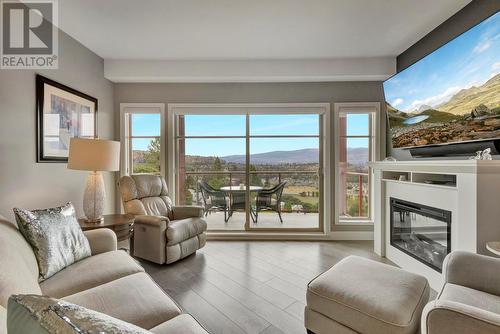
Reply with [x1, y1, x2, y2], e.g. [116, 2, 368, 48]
[79, 214, 135, 254]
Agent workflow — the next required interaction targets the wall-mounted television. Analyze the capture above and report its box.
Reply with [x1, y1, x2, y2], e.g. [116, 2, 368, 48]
[384, 11, 500, 151]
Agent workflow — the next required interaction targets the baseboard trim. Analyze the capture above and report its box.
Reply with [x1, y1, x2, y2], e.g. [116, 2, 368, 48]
[207, 231, 374, 241]
[328, 231, 374, 240]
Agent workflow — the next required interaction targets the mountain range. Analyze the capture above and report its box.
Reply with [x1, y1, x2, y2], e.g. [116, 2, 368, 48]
[438, 73, 500, 115]
[387, 73, 500, 127]
[222, 147, 368, 165]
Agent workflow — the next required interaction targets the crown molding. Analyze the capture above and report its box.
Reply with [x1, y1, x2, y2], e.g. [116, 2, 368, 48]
[104, 57, 395, 83]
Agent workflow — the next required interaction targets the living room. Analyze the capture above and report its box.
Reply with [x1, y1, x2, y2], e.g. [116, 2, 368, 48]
[0, 0, 499, 333]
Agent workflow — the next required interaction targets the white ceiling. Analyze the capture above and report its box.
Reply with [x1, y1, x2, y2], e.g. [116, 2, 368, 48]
[59, 0, 471, 61]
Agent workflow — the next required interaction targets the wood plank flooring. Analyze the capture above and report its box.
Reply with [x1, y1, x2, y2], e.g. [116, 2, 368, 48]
[140, 240, 391, 334]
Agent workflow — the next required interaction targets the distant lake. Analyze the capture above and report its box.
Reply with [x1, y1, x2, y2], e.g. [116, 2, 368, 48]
[403, 115, 429, 125]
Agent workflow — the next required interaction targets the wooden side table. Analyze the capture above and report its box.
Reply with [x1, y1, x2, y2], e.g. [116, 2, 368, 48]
[79, 214, 135, 253]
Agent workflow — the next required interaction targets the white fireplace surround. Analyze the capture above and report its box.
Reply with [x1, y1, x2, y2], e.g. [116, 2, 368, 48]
[371, 160, 500, 290]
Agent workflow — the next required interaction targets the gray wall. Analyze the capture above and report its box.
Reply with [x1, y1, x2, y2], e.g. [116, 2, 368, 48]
[0, 30, 115, 220]
[391, 0, 500, 160]
[114, 81, 386, 231]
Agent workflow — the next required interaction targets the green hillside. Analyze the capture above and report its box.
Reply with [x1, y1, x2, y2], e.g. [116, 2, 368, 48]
[439, 73, 500, 115]
[419, 109, 460, 122]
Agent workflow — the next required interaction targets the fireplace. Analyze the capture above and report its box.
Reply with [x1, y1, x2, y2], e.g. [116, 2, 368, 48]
[390, 198, 451, 272]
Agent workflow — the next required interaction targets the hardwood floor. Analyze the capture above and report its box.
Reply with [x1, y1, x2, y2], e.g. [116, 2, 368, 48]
[140, 240, 391, 334]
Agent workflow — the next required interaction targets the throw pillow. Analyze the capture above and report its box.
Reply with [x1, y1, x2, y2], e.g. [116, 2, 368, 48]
[7, 294, 151, 334]
[13, 202, 91, 281]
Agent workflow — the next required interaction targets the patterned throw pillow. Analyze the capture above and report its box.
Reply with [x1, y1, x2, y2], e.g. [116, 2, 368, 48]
[7, 294, 151, 334]
[13, 203, 91, 281]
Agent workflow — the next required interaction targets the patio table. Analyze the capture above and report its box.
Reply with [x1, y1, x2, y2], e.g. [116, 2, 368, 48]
[220, 185, 263, 193]
[220, 186, 263, 222]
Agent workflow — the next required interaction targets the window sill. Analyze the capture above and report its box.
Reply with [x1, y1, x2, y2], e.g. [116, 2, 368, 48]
[337, 220, 374, 225]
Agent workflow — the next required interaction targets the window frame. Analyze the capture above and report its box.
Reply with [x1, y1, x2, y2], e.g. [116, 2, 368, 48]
[120, 103, 166, 177]
[333, 102, 380, 225]
[168, 103, 330, 233]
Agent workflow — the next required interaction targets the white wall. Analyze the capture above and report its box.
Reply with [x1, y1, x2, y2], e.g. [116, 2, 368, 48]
[0, 30, 115, 220]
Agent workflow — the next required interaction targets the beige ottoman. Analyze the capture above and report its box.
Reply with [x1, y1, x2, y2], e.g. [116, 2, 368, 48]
[305, 256, 429, 334]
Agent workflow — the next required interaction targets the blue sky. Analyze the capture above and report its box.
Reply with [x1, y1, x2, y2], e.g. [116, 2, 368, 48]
[384, 12, 500, 112]
[132, 113, 369, 155]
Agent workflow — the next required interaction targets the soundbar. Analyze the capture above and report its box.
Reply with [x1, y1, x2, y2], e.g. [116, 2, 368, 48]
[409, 139, 500, 158]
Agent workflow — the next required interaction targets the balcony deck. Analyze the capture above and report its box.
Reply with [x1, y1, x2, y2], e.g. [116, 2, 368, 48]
[205, 211, 319, 230]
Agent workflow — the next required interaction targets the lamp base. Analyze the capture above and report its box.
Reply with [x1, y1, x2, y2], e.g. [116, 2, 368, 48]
[83, 171, 106, 223]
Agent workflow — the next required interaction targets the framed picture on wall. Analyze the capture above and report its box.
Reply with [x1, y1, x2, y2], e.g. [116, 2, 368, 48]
[36, 74, 98, 162]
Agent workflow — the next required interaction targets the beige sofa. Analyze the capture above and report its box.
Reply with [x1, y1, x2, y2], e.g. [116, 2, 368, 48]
[422, 251, 500, 333]
[119, 175, 207, 264]
[0, 216, 209, 334]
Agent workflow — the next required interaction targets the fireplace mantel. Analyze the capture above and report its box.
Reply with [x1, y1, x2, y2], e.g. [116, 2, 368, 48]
[370, 160, 500, 290]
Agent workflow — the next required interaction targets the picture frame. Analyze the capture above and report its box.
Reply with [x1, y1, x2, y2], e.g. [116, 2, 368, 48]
[36, 74, 98, 162]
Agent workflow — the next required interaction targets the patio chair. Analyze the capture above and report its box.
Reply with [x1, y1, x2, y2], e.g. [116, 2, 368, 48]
[254, 182, 287, 223]
[199, 180, 229, 222]
[227, 191, 246, 221]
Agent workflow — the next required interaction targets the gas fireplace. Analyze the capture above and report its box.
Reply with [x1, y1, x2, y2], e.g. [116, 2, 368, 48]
[390, 198, 451, 272]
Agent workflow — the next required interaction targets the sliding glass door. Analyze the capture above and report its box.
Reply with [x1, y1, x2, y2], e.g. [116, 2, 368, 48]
[174, 105, 326, 232]
[177, 115, 248, 231]
[248, 114, 321, 230]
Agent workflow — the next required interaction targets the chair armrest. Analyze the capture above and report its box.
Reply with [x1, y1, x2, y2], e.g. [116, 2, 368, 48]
[422, 299, 500, 334]
[134, 215, 169, 227]
[83, 228, 117, 255]
[443, 251, 500, 295]
[171, 206, 204, 220]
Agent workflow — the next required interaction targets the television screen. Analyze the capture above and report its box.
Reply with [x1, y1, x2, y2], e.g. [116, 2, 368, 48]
[384, 12, 500, 149]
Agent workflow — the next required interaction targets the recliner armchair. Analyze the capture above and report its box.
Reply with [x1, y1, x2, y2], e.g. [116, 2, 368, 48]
[119, 174, 207, 264]
[422, 251, 500, 333]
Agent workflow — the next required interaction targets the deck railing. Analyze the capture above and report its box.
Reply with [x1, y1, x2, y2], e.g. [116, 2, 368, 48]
[342, 171, 369, 217]
[182, 170, 369, 217]
[183, 170, 319, 213]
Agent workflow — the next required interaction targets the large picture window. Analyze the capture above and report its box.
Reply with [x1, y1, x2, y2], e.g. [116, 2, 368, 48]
[335, 103, 378, 223]
[120, 104, 165, 176]
[170, 104, 329, 232]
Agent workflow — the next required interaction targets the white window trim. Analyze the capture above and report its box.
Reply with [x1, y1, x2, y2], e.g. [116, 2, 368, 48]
[168, 103, 331, 234]
[120, 103, 166, 177]
[333, 102, 380, 225]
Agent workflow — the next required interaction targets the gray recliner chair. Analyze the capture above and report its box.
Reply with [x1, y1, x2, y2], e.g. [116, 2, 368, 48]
[119, 174, 207, 264]
[422, 251, 500, 333]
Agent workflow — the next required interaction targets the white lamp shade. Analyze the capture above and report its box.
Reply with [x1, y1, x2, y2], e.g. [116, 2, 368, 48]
[68, 138, 120, 171]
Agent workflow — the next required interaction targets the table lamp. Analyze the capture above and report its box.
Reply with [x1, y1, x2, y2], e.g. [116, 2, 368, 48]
[68, 138, 120, 222]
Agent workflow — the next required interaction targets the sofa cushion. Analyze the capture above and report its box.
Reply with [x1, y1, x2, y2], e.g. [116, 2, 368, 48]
[7, 294, 151, 334]
[150, 314, 208, 334]
[63, 272, 181, 330]
[40, 250, 144, 298]
[440, 283, 500, 315]
[307, 256, 429, 334]
[0, 219, 41, 308]
[13, 203, 91, 281]
[166, 218, 207, 245]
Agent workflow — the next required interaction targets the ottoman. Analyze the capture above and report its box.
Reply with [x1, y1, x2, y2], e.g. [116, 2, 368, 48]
[305, 256, 429, 334]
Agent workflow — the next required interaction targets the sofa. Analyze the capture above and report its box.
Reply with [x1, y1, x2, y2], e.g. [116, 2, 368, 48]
[119, 174, 207, 264]
[422, 251, 500, 333]
[0, 215, 209, 334]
